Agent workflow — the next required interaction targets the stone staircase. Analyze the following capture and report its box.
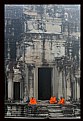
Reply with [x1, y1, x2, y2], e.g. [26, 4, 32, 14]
[4, 101, 81, 119]
[27, 104, 75, 118]
[62, 105, 74, 117]
[27, 105, 48, 118]
[73, 101, 81, 117]
[48, 105, 64, 118]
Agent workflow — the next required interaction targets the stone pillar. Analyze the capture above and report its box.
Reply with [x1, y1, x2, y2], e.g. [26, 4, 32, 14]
[34, 67, 36, 98]
[52, 66, 55, 96]
[24, 21, 27, 32]
[62, 69, 66, 99]
[54, 66, 59, 98]
[77, 78, 80, 100]
[7, 72, 13, 116]
[72, 76, 76, 100]
[20, 80, 23, 100]
[66, 77, 71, 100]
[74, 79, 77, 100]
[34, 66, 38, 99]
[72, 81, 75, 100]
[28, 69, 34, 99]
[8, 78, 13, 100]
[24, 64, 29, 99]
[32, 69, 34, 97]
[51, 66, 54, 96]
[58, 71, 63, 99]
[29, 76, 33, 98]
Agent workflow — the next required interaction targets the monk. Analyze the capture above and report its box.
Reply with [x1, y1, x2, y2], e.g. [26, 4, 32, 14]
[58, 97, 65, 105]
[28, 97, 37, 113]
[29, 97, 37, 105]
[49, 96, 57, 104]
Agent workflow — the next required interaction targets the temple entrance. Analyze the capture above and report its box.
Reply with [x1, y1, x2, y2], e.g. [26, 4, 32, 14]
[38, 68, 52, 100]
[13, 82, 20, 100]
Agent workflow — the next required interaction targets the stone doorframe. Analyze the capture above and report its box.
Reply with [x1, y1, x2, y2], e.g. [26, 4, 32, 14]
[33, 64, 57, 100]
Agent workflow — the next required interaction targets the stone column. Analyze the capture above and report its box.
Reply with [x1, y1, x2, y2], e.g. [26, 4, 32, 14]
[34, 67, 36, 98]
[34, 66, 38, 99]
[58, 71, 63, 99]
[66, 77, 71, 100]
[72, 76, 76, 100]
[8, 72, 13, 100]
[20, 79, 23, 100]
[28, 69, 34, 99]
[24, 21, 27, 32]
[7, 72, 13, 116]
[54, 66, 59, 98]
[51, 66, 54, 96]
[72, 80, 75, 101]
[77, 78, 80, 100]
[74, 79, 77, 101]
[24, 64, 29, 100]
[29, 81, 33, 98]
[32, 69, 34, 97]
[52, 66, 55, 96]
[62, 69, 66, 99]
[8, 80, 13, 99]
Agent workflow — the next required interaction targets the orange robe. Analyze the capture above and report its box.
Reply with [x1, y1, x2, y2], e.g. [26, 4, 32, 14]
[29, 98, 37, 105]
[49, 97, 57, 104]
[58, 98, 65, 105]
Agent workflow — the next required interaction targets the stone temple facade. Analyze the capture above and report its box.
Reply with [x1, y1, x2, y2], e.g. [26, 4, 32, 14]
[5, 5, 80, 102]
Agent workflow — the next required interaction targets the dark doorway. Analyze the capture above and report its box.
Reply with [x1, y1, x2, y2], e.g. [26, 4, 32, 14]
[14, 82, 20, 100]
[5, 78, 8, 100]
[38, 68, 52, 100]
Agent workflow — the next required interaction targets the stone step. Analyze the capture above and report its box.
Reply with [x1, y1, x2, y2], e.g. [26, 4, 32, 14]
[28, 112, 48, 114]
[49, 116, 81, 119]
[28, 113, 48, 117]
[47, 105, 61, 108]
[49, 112, 63, 115]
[75, 109, 80, 111]
[74, 112, 80, 115]
[28, 110, 48, 113]
[48, 109, 63, 113]
[63, 109, 74, 113]
[4, 116, 81, 119]
[63, 114, 75, 117]
[49, 113, 64, 117]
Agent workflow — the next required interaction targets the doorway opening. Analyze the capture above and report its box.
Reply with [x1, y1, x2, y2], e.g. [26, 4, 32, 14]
[38, 67, 52, 100]
[13, 82, 20, 100]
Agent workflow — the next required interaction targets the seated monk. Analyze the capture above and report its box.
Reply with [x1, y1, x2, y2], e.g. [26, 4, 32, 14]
[49, 96, 57, 104]
[58, 97, 65, 105]
[29, 97, 37, 105]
